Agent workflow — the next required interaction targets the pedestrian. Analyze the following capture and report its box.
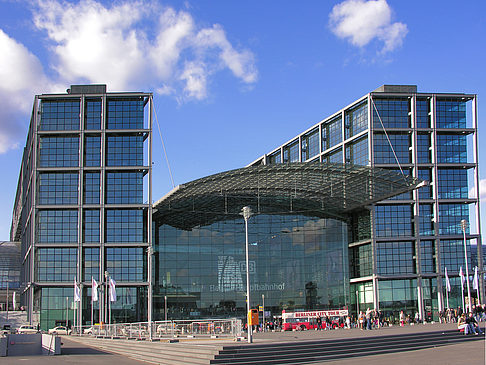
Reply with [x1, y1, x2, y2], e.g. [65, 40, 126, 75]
[365, 308, 372, 330]
[399, 310, 405, 327]
[358, 312, 364, 330]
[466, 312, 482, 335]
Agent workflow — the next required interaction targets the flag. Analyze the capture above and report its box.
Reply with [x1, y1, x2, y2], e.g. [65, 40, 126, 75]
[12, 292, 16, 310]
[91, 277, 98, 302]
[74, 278, 80, 302]
[473, 266, 479, 291]
[459, 267, 465, 285]
[444, 267, 451, 292]
[109, 277, 117, 302]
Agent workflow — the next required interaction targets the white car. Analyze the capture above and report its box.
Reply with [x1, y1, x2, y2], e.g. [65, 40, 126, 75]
[48, 326, 72, 335]
[17, 325, 38, 334]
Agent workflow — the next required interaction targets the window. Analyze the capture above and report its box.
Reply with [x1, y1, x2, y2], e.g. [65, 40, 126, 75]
[35, 248, 77, 281]
[39, 100, 80, 131]
[84, 136, 101, 167]
[373, 133, 411, 164]
[416, 134, 431, 163]
[418, 168, 432, 199]
[377, 241, 415, 275]
[436, 99, 466, 129]
[322, 117, 342, 151]
[83, 210, 100, 243]
[106, 247, 145, 282]
[419, 204, 434, 236]
[38, 173, 78, 205]
[349, 244, 372, 278]
[106, 135, 143, 166]
[436, 134, 467, 163]
[375, 205, 413, 237]
[438, 204, 469, 235]
[282, 140, 299, 163]
[106, 171, 144, 204]
[301, 129, 319, 161]
[38, 136, 79, 167]
[107, 99, 144, 129]
[83, 248, 100, 281]
[85, 99, 102, 130]
[345, 137, 368, 165]
[105, 209, 145, 243]
[416, 98, 431, 128]
[84, 172, 100, 204]
[440, 239, 471, 272]
[437, 169, 468, 199]
[268, 151, 281, 164]
[36, 210, 78, 243]
[324, 148, 343, 163]
[420, 240, 435, 273]
[345, 102, 368, 139]
[373, 98, 410, 129]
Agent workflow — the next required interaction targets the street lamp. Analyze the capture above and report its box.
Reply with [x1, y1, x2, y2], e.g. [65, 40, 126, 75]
[460, 219, 472, 313]
[241, 206, 253, 343]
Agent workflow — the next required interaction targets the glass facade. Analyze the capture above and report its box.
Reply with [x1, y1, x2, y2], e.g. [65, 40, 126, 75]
[12, 86, 152, 330]
[154, 214, 348, 319]
[249, 86, 479, 322]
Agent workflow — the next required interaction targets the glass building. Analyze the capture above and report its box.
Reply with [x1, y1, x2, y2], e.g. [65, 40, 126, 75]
[152, 163, 421, 320]
[249, 85, 482, 321]
[10, 85, 153, 330]
[0, 241, 22, 310]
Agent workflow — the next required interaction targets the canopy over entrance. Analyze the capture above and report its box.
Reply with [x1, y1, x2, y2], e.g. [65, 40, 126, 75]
[153, 163, 423, 230]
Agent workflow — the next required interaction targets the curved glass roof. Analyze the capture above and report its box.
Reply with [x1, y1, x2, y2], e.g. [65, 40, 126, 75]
[153, 163, 422, 230]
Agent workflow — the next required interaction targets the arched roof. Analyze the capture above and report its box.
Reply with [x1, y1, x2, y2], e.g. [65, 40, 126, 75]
[153, 163, 423, 230]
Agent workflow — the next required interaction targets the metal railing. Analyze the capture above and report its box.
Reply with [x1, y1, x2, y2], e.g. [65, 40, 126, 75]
[74, 318, 242, 340]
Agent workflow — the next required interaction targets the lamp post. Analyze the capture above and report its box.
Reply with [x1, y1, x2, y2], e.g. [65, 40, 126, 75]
[241, 206, 253, 343]
[460, 219, 472, 313]
[164, 295, 167, 322]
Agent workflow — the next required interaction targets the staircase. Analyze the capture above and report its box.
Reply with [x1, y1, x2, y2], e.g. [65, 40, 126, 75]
[212, 329, 483, 364]
[70, 329, 483, 365]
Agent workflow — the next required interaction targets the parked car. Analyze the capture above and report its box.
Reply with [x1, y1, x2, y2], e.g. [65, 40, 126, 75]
[17, 325, 39, 334]
[1, 324, 13, 335]
[48, 326, 72, 335]
[83, 325, 105, 336]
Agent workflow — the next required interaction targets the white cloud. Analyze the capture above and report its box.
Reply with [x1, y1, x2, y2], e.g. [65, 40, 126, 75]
[0, 0, 258, 154]
[329, 0, 408, 53]
[32, 0, 257, 95]
[470, 178, 486, 200]
[0, 30, 56, 153]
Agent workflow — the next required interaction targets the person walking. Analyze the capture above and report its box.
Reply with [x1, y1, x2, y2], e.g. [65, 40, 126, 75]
[399, 310, 405, 327]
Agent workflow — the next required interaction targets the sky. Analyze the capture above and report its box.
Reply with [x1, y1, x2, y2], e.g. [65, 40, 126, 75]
[0, 0, 485, 241]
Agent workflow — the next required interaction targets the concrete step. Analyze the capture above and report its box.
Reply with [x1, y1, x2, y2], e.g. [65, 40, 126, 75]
[70, 336, 222, 365]
[211, 330, 483, 364]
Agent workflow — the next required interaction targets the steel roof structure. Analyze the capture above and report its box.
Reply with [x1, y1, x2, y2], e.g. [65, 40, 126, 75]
[153, 163, 423, 230]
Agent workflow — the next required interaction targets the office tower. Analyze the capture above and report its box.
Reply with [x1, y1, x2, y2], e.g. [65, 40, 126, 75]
[10, 85, 153, 329]
[249, 85, 481, 319]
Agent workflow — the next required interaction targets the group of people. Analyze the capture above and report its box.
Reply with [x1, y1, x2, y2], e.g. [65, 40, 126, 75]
[457, 312, 483, 335]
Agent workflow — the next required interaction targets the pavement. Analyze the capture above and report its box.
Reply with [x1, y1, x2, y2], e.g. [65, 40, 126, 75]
[1, 322, 485, 364]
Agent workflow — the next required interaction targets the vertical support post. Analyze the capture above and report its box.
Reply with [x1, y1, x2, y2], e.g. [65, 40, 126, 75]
[461, 220, 472, 313]
[241, 206, 253, 343]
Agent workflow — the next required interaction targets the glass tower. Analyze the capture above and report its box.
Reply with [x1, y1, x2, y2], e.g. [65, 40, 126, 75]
[10, 85, 153, 330]
[249, 85, 481, 321]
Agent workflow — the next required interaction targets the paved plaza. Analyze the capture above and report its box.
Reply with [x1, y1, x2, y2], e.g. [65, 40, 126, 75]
[1, 323, 484, 364]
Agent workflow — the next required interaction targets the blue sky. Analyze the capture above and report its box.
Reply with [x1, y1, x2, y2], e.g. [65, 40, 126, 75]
[0, 0, 485, 240]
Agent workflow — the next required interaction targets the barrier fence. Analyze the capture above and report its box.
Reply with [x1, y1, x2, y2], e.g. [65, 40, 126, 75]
[73, 318, 242, 340]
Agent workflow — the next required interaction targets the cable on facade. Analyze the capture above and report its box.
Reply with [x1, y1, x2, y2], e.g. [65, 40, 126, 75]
[370, 98, 407, 180]
[152, 102, 175, 189]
